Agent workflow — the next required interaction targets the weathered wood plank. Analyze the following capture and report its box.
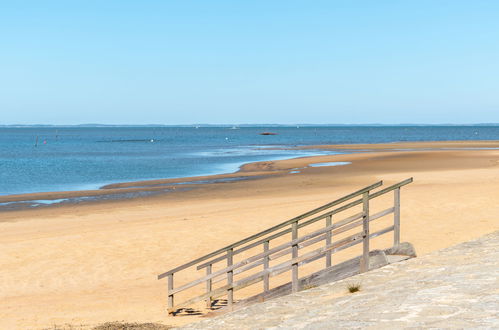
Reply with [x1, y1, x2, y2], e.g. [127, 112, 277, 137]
[295, 234, 363, 267]
[298, 211, 364, 239]
[167, 274, 174, 311]
[263, 241, 270, 293]
[205, 265, 212, 308]
[326, 215, 332, 268]
[370, 225, 394, 239]
[196, 227, 291, 270]
[328, 207, 393, 240]
[227, 248, 233, 309]
[361, 192, 370, 273]
[269, 234, 326, 262]
[271, 222, 363, 262]
[394, 188, 401, 246]
[371, 207, 395, 221]
[291, 222, 298, 293]
[211, 259, 265, 285]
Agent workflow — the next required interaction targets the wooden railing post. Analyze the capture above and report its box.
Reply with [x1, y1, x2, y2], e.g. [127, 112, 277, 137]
[263, 241, 270, 293]
[291, 222, 299, 292]
[227, 248, 234, 309]
[361, 191, 370, 272]
[205, 264, 212, 308]
[325, 215, 332, 268]
[168, 274, 174, 312]
[394, 188, 401, 247]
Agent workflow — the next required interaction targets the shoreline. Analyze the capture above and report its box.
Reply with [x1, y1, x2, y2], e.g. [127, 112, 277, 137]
[2, 140, 499, 208]
[2, 140, 498, 208]
[0, 149, 335, 205]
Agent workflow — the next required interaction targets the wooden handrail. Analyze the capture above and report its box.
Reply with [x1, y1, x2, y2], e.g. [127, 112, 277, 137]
[158, 178, 413, 314]
[167, 203, 398, 297]
[193, 179, 409, 271]
[167, 231, 365, 312]
[166, 224, 395, 313]
[158, 181, 383, 279]
[168, 211, 369, 296]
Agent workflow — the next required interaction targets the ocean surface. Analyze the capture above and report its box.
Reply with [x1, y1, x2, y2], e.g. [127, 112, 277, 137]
[1, 126, 499, 197]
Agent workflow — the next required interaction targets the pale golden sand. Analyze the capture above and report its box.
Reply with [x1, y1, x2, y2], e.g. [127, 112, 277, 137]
[1, 141, 499, 329]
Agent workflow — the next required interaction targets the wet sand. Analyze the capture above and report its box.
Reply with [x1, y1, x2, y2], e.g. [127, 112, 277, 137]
[1, 141, 499, 329]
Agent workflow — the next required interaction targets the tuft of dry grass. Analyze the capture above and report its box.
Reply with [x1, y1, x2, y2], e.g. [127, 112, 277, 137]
[347, 282, 361, 293]
[93, 322, 171, 330]
[302, 284, 318, 290]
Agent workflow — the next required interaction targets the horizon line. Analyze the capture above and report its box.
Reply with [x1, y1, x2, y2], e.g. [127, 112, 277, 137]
[1, 123, 499, 127]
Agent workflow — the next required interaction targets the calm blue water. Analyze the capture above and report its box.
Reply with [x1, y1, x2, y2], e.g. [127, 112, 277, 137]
[1, 126, 498, 196]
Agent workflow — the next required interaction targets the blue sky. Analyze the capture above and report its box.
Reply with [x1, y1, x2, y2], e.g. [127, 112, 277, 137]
[1, 1, 498, 125]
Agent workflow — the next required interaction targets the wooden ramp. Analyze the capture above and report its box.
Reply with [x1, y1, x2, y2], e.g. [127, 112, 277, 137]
[158, 178, 414, 316]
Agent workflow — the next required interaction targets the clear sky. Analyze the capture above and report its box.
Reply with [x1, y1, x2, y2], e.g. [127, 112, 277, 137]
[1, 1, 498, 125]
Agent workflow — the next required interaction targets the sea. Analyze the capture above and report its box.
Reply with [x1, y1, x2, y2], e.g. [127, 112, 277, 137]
[1, 125, 499, 198]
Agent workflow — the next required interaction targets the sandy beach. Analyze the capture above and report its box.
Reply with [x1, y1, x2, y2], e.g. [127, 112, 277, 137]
[1, 141, 499, 329]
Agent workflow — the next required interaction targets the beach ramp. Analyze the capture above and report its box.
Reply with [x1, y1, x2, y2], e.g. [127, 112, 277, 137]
[158, 178, 415, 316]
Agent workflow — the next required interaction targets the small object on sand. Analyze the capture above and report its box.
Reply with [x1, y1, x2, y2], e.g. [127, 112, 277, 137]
[260, 132, 277, 135]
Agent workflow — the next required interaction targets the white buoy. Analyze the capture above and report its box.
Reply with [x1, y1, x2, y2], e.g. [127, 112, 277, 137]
[150, 139, 154, 142]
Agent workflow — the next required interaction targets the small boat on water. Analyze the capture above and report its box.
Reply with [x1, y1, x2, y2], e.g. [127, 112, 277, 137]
[260, 132, 277, 135]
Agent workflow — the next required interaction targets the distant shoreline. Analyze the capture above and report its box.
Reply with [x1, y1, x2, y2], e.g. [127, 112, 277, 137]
[2, 123, 499, 128]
